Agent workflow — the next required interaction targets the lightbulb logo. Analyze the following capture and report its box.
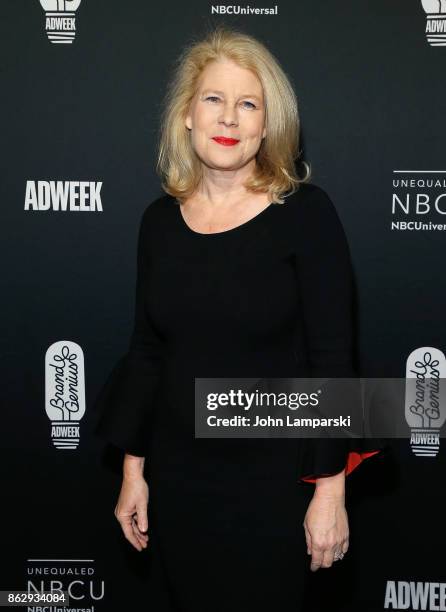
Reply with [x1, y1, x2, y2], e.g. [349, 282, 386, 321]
[405, 347, 446, 457]
[38, 0, 82, 44]
[421, 0, 446, 46]
[45, 341, 86, 449]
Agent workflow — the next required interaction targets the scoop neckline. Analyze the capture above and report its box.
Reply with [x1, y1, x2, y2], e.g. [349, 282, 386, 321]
[174, 197, 275, 237]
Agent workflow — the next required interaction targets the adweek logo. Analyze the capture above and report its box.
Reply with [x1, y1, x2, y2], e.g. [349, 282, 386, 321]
[384, 580, 446, 610]
[25, 181, 103, 211]
[38, 0, 82, 44]
[421, 0, 446, 46]
[45, 341, 86, 449]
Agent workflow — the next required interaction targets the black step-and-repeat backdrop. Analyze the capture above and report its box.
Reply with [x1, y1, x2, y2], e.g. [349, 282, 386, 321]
[2, 1, 445, 610]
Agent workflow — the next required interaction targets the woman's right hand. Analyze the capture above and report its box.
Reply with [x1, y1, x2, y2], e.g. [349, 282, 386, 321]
[114, 474, 149, 551]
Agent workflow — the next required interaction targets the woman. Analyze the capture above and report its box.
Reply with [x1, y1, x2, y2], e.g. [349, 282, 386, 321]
[94, 25, 383, 611]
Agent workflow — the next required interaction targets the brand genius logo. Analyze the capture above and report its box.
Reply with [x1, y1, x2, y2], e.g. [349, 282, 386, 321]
[421, 0, 446, 46]
[45, 341, 86, 450]
[24, 181, 103, 211]
[405, 347, 446, 458]
[38, 0, 82, 44]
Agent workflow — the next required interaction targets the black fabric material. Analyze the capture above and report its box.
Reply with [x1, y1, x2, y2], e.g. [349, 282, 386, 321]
[94, 182, 384, 475]
[93, 201, 164, 456]
[93, 182, 385, 610]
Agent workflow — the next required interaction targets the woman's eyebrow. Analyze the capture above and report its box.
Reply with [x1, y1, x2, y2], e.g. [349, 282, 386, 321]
[201, 89, 261, 101]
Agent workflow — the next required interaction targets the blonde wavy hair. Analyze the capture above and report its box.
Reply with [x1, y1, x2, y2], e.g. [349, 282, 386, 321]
[156, 24, 311, 204]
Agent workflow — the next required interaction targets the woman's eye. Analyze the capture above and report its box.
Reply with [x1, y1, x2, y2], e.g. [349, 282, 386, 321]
[204, 96, 256, 109]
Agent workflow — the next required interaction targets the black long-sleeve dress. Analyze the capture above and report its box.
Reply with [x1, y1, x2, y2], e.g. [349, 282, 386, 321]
[93, 182, 383, 611]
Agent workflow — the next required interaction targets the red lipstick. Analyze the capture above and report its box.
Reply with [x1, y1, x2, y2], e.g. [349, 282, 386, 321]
[212, 136, 240, 146]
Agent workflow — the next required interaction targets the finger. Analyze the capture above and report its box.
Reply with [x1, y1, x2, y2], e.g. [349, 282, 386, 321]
[333, 547, 343, 560]
[320, 547, 336, 568]
[133, 512, 148, 528]
[310, 547, 324, 572]
[132, 516, 149, 540]
[120, 518, 144, 551]
[331, 541, 348, 564]
[132, 517, 149, 548]
[135, 503, 148, 532]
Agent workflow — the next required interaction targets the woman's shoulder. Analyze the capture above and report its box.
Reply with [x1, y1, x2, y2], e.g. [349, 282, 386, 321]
[282, 182, 337, 216]
[280, 182, 345, 230]
[139, 192, 176, 233]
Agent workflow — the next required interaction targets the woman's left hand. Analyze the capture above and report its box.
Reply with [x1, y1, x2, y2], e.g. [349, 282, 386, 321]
[303, 491, 349, 571]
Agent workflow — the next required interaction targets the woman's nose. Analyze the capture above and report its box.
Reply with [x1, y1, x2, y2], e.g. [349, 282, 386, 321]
[219, 105, 238, 127]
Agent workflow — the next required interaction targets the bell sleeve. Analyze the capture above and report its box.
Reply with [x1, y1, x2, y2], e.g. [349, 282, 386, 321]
[92, 205, 164, 457]
[294, 186, 385, 483]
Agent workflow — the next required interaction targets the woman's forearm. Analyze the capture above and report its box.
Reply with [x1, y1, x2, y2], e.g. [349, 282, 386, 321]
[314, 469, 345, 498]
[123, 453, 145, 480]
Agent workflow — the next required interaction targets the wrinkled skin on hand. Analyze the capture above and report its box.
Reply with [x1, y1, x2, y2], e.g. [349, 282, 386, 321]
[114, 475, 149, 551]
[303, 493, 349, 571]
